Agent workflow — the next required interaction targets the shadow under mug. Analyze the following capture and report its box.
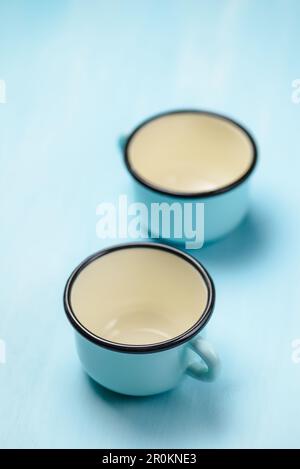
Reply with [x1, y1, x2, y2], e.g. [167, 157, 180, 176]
[64, 242, 220, 396]
[120, 110, 258, 245]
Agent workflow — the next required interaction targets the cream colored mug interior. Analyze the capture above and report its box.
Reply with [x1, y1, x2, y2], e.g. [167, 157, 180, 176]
[70, 247, 209, 346]
[127, 112, 254, 194]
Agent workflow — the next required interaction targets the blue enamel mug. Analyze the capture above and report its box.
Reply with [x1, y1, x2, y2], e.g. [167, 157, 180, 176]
[120, 110, 258, 247]
[64, 243, 220, 396]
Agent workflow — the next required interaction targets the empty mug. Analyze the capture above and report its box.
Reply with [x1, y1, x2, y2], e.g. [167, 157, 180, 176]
[120, 110, 258, 246]
[64, 242, 220, 396]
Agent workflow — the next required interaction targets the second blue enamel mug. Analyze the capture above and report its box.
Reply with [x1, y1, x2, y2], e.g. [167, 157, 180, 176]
[64, 243, 220, 396]
[121, 110, 258, 247]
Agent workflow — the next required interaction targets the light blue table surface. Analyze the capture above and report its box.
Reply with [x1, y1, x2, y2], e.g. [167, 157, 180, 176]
[0, 0, 300, 449]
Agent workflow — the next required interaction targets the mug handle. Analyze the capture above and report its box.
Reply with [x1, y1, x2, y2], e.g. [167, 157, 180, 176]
[118, 135, 127, 153]
[186, 337, 220, 382]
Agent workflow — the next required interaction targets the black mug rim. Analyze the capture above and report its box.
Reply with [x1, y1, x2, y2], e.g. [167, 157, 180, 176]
[123, 109, 258, 198]
[64, 242, 215, 354]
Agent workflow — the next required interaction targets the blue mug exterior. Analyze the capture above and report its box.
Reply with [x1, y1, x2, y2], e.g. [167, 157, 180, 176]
[120, 110, 258, 246]
[74, 332, 219, 396]
[64, 243, 220, 396]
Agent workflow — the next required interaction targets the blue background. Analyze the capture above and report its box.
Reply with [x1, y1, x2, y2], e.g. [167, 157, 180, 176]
[0, 0, 299, 449]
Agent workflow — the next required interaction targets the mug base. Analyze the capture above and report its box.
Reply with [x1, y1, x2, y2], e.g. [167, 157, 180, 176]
[86, 371, 177, 397]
